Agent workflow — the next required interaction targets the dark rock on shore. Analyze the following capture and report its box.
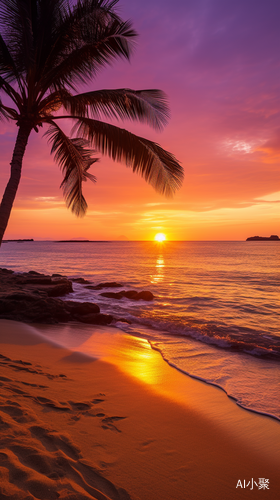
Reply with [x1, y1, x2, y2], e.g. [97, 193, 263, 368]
[0, 268, 14, 274]
[136, 291, 154, 301]
[0, 293, 112, 325]
[136, 290, 154, 300]
[72, 277, 91, 284]
[0, 269, 108, 325]
[0, 294, 72, 323]
[85, 282, 123, 290]
[100, 291, 124, 300]
[100, 290, 154, 301]
[46, 281, 73, 297]
[64, 301, 100, 315]
[98, 282, 123, 288]
[0, 268, 150, 326]
[123, 290, 139, 299]
[78, 313, 113, 325]
[7, 272, 74, 297]
[17, 276, 53, 285]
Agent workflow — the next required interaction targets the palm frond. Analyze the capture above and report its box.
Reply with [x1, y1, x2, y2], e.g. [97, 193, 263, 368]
[42, 20, 135, 90]
[62, 88, 170, 130]
[44, 121, 97, 216]
[0, 0, 35, 77]
[0, 98, 18, 120]
[39, 89, 71, 117]
[0, 32, 19, 82]
[0, 98, 9, 120]
[39, 2, 136, 93]
[0, 1, 136, 97]
[72, 117, 184, 196]
[0, 75, 21, 107]
[0, 0, 183, 227]
[0, 0, 68, 93]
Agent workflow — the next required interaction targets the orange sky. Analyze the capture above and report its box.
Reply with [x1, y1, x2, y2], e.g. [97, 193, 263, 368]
[0, 0, 279, 241]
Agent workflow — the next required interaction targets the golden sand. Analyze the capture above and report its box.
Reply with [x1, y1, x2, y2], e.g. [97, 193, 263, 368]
[0, 319, 279, 499]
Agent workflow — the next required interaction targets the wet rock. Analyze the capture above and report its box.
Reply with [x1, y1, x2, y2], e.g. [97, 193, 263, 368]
[78, 313, 113, 325]
[85, 282, 123, 290]
[20, 277, 53, 285]
[46, 281, 73, 297]
[0, 298, 14, 314]
[0, 267, 152, 326]
[98, 282, 123, 288]
[135, 291, 154, 301]
[72, 277, 91, 284]
[99, 292, 124, 299]
[0, 268, 14, 274]
[0, 295, 71, 324]
[64, 301, 100, 315]
[122, 290, 138, 299]
[0, 292, 41, 302]
[100, 290, 154, 301]
[0, 271, 73, 299]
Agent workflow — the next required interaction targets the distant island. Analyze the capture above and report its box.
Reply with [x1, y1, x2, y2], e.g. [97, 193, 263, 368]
[2, 239, 34, 243]
[246, 235, 279, 241]
[54, 240, 111, 243]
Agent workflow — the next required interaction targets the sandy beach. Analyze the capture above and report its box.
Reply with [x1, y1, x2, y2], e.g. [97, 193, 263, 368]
[0, 319, 279, 500]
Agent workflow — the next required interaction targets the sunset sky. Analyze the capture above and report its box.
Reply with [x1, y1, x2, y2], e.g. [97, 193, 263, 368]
[0, 0, 279, 241]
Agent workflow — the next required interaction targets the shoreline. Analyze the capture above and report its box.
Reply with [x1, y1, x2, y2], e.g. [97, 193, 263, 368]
[150, 342, 280, 423]
[1, 265, 279, 423]
[0, 319, 279, 499]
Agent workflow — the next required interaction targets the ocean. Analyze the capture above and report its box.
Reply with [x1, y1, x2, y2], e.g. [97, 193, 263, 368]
[1, 240, 279, 420]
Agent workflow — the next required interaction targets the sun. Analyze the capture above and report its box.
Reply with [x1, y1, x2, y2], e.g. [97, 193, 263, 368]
[154, 233, 166, 242]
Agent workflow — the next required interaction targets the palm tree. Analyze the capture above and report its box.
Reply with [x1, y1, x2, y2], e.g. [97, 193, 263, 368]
[0, 0, 183, 245]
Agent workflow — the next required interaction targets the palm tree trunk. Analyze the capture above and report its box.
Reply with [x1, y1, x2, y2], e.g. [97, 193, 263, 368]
[0, 124, 32, 246]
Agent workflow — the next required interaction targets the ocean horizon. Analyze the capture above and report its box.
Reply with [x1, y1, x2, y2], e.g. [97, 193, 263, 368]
[3, 238, 278, 241]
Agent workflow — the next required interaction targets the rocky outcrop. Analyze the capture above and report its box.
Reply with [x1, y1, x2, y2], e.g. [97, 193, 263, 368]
[0, 268, 151, 326]
[85, 282, 123, 290]
[71, 277, 91, 284]
[6, 271, 74, 297]
[0, 294, 113, 325]
[46, 281, 74, 297]
[64, 301, 100, 315]
[0, 293, 72, 323]
[99, 292, 125, 300]
[78, 313, 113, 325]
[136, 291, 154, 301]
[100, 290, 154, 301]
[0, 269, 112, 325]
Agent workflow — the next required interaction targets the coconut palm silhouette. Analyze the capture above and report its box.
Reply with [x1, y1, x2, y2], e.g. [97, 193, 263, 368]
[0, 0, 183, 244]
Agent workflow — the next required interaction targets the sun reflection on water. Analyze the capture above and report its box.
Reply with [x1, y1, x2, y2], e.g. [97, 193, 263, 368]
[150, 255, 165, 284]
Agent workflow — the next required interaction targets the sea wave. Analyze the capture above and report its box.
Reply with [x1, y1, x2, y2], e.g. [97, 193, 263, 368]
[115, 322, 280, 420]
[116, 313, 280, 359]
[68, 281, 280, 359]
